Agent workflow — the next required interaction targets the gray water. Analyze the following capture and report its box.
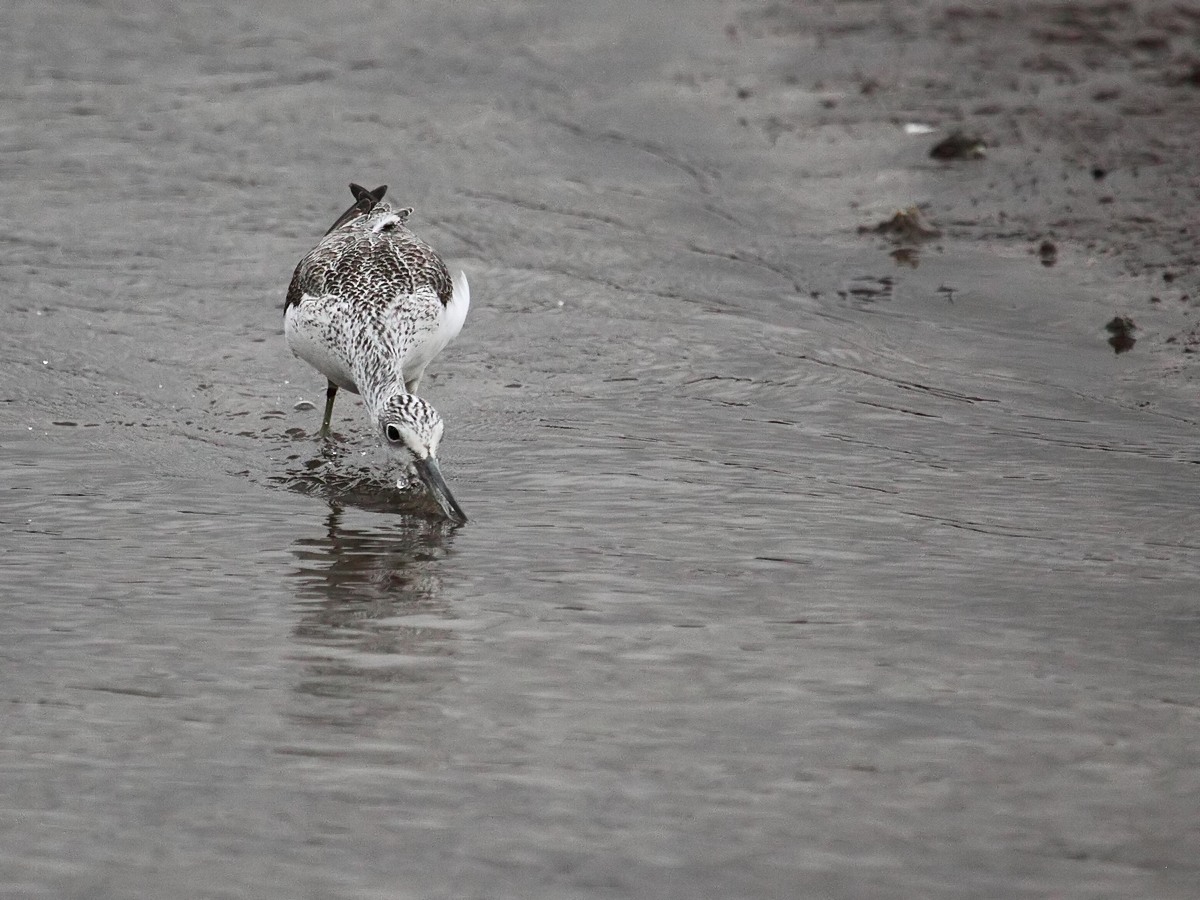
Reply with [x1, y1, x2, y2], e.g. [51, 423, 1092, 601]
[2, 2, 1198, 898]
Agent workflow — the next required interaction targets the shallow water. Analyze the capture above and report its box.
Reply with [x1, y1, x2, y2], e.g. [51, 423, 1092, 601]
[2, 1, 1199, 898]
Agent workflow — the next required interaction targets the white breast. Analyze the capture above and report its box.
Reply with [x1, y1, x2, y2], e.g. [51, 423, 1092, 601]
[394, 271, 470, 391]
[284, 297, 360, 393]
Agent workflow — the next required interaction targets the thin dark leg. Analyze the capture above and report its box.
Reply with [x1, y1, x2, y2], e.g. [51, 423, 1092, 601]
[320, 380, 337, 438]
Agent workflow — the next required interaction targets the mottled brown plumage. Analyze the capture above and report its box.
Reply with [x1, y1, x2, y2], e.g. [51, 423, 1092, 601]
[283, 183, 471, 523]
[285, 199, 453, 313]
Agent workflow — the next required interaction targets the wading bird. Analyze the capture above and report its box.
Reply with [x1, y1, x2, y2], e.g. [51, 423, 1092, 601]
[284, 183, 469, 524]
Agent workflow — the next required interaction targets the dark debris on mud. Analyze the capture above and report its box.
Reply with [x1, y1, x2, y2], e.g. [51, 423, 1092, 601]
[859, 207, 943, 243]
[858, 207, 942, 268]
[929, 131, 987, 161]
[1105, 314, 1137, 354]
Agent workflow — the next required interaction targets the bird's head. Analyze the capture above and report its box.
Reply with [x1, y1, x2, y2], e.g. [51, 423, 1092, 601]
[377, 393, 467, 525]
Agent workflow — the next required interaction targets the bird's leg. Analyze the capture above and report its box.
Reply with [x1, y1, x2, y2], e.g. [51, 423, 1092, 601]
[319, 380, 338, 438]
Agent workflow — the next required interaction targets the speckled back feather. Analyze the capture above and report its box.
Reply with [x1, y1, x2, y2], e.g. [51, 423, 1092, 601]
[285, 202, 454, 313]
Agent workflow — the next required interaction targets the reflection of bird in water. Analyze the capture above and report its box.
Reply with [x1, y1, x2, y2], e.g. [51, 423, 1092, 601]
[285, 183, 469, 524]
[288, 509, 459, 717]
[293, 508, 449, 609]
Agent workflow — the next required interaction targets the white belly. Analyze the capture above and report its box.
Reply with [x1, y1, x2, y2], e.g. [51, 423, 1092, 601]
[284, 301, 359, 393]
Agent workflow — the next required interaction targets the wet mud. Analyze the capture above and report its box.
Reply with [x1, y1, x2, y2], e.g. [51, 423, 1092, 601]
[2, 1, 1199, 898]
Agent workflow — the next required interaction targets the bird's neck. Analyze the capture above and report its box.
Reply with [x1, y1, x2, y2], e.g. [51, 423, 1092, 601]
[352, 354, 408, 421]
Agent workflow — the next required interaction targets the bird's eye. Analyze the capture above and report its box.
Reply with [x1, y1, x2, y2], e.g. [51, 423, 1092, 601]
[385, 424, 402, 443]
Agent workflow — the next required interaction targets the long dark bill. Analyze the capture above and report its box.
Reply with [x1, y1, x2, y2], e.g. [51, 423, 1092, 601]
[412, 456, 468, 525]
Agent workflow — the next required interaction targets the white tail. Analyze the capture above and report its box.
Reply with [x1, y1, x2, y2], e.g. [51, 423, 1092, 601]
[443, 269, 470, 346]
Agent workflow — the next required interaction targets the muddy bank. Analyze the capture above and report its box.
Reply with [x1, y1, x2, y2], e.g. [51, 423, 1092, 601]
[713, 0, 1200, 364]
[733, 1, 1200, 277]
